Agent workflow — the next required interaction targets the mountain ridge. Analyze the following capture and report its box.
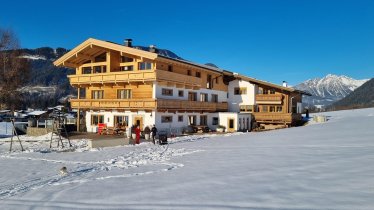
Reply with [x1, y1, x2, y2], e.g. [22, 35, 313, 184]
[294, 74, 369, 108]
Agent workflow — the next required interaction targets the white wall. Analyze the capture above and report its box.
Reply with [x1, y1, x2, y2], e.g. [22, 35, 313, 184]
[155, 84, 227, 102]
[86, 110, 156, 137]
[207, 112, 252, 131]
[227, 80, 256, 112]
[297, 102, 303, 114]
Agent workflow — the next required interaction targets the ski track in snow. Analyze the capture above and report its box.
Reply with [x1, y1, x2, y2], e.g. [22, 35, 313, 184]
[0, 141, 204, 199]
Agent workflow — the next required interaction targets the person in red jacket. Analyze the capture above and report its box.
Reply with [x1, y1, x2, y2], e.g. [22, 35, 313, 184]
[135, 125, 141, 144]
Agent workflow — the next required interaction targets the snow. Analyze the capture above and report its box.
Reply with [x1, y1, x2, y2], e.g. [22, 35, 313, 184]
[18, 55, 46, 60]
[1, 108, 374, 209]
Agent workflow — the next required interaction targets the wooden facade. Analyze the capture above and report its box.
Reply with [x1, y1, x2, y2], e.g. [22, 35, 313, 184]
[54, 38, 308, 130]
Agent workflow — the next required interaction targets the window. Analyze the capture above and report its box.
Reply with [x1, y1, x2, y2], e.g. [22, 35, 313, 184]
[211, 94, 218, 103]
[82, 67, 92, 74]
[178, 115, 183, 122]
[234, 87, 247, 95]
[162, 88, 173, 96]
[187, 70, 191, 76]
[94, 53, 106, 62]
[263, 89, 269, 94]
[270, 89, 276, 94]
[212, 117, 219, 125]
[188, 92, 197, 101]
[269, 106, 276, 112]
[178, 90, 184, 97]
[196, 72, 201, 78]
[207, 74, 213, 89]
[168, 65, 173, 72]
[121, 56, 133, 63]
[240, 105, 254, 112]
[138, 62, 152, 70]
[79, 88, 86, 99]
[92, 90, 104, 99]
[114, 116, 128, 126]
[94, 66, 106, 73]
[91, 115, 104, 125]
[161, 116, 173, 123]
[200, 115, 207, 126]
[188, 115, 196, 125]
[117, 89, 132, 99]
[120, 65, 133, 71]
[276, 106, 283, 112]
[262, 105, 268, 112]
[200, 93, 208, 102]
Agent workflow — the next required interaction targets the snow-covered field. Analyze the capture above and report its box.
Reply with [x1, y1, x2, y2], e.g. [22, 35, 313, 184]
[1, 108, 374, 209]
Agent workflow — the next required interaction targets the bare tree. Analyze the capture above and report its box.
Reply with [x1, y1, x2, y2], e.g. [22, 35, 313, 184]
[0, 28, 29, 111]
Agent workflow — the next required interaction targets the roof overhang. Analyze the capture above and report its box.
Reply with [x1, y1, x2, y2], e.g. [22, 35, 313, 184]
[53, 38, 158, 68]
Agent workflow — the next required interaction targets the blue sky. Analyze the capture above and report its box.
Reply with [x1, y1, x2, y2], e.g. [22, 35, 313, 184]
[1, 0, 373, 85]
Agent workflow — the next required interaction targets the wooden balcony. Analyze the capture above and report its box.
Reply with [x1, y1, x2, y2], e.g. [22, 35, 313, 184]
[156, 70, 202, 87]
[68, 70, 156, 85]
[253, 112, 301, 125]
[255, 94, 283, 104]
[70, 98, 228, 112]
[70, 99, 157, 109]
[157, 99, 227, 112]
[67, 70, 201, 87]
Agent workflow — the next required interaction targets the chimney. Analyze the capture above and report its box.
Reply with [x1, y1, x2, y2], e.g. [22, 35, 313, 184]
[124, 39, 132, 47]
[282, 81, 288, 87]
[149, 45, 158, 53]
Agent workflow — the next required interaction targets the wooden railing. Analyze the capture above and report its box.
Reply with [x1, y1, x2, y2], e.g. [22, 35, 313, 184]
[156, 70, 201, 87]
[70, 99, 157, 109]
[70, 98, 228, 112]
[255, 94, 283, 104]
[68, 70, 156, 85]
[253, 112, 301, 124]
[157, 99, 227, 111]
[68, 69, 202, 86]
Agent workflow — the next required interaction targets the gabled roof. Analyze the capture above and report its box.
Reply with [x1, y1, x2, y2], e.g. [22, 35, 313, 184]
[53, 38, 158, 68]
[235, 74, 312, 96]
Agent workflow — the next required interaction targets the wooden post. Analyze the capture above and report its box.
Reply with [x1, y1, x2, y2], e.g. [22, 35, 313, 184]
[77, 108, 80, 132]
[77, 87, 80, 99]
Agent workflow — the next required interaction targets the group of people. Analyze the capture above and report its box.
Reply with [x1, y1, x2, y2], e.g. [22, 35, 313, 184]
[132, 124, 158, 144]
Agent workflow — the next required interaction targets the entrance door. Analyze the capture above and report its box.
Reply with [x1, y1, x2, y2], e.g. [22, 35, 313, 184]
[227, 118, 235, 132]
[134, 116, 143, 130]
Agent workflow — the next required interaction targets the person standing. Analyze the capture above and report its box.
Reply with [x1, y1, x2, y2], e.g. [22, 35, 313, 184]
[135, 125, 141, 144]
[151, 124, 158, 144]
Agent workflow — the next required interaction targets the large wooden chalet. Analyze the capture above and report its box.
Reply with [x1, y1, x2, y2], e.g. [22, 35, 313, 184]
[54, 38, 309, 134]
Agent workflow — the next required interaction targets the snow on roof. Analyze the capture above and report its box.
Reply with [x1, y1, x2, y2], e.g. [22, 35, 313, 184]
[27, 111, 47, 116]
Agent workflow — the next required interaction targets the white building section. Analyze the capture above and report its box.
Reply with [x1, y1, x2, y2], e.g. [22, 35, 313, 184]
[227, 80, 256, 112]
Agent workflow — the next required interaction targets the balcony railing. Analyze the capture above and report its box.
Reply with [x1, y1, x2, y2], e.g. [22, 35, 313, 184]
[156, 70, 201, 87]
[68, 70, 156, 85]
[253, 112, 301, 124]
[67, 69, 202, 87]
[255, 94, 283, 104]
[70, 98, 227, 112]
[157, 99, 227, 111]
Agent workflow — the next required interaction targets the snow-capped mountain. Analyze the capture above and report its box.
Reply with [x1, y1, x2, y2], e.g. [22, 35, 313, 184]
[294, 74, 369, 107]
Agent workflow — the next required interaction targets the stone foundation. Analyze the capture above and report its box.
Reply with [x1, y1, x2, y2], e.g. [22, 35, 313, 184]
[27, 127, 53, 136]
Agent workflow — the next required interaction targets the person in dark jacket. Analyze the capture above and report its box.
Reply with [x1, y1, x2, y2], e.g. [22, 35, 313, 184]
[151, 125, 158, 144]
